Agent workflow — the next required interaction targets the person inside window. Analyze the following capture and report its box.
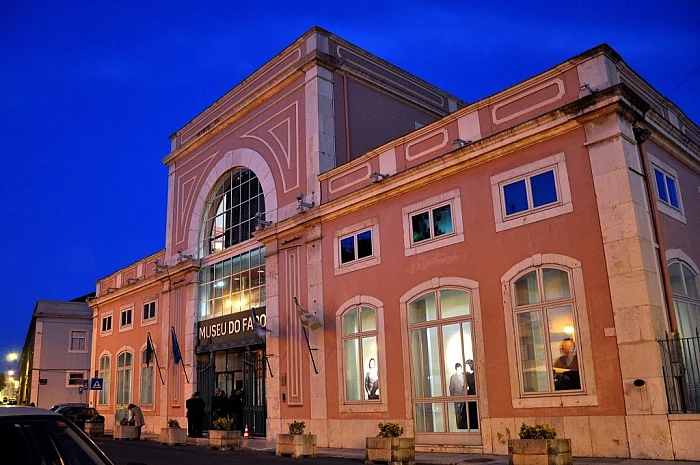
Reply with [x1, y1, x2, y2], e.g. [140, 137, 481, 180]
[364, 358, 379, 400]
[553, 338, 580, 390]
[449, 362, 467, 429]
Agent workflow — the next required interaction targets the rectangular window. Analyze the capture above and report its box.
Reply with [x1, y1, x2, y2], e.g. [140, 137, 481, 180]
[101, 315, 112, 333]
[502, 168, 558, 217]
[143, 301, 156, 321]
[410, 204, 454, 244]
[653, 166, 680, 210]
[120, 308, 133, 328]
[340, 230, 373, 264]
[69, 330, 87, 351]
[67, 372, 84, 386]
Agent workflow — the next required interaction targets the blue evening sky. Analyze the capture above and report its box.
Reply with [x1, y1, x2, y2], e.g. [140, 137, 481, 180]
[1, 1, 698, 365]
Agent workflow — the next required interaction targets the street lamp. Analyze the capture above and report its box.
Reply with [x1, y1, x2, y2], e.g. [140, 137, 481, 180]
[6, 370, 14, 376]
[6, 352, 18, 362]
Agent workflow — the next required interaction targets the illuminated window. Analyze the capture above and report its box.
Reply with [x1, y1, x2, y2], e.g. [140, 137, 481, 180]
[99, 355, 110, 406]
[140, 348, 154, 406]
[342, 306, 379, 402]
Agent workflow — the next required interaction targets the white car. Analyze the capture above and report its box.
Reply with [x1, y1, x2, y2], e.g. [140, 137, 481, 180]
[0, 406, 115, 465]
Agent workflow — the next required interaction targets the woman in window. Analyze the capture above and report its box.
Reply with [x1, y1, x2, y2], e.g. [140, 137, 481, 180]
[364, 358, 379, 400]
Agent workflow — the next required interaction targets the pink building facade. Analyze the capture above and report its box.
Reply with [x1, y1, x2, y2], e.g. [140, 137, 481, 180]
[89, 28, 700, 460]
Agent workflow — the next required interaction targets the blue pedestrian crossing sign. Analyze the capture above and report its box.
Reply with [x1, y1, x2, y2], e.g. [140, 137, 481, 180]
[90, 378, 104, 390]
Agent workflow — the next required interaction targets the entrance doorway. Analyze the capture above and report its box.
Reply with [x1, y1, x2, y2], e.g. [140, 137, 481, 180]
[408, 288, 480, 445]
[198, 345, 267, 436]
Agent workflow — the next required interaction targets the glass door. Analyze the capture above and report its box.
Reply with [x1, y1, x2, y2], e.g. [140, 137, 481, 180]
[409, 289, 480, 445]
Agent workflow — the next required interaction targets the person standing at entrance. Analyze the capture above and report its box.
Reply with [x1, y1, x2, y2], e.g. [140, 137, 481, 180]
[449, 363, 467, 429]
[186, 391, 205, 438]
[127, 403, 145, 440]
[229, 389, 245, 432]
[212, 387, 228, 423]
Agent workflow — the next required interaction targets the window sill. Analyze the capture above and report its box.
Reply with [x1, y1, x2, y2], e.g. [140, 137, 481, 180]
[657, 201, 686, 224]
[405, 233, 465, 257]
[118, 325, 133, 333]
[496, 203, 573, 232]
[512, 393, 598, 409]
[339, 402, 388, 413]
[334, 256, 381, 276]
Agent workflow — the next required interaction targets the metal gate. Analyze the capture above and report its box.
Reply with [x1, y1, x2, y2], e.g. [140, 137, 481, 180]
[243, 350, 266, 436]
[196, 359, 215, 430]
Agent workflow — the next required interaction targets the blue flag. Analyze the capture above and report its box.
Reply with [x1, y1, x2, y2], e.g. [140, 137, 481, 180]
[171, 327, 182, 365]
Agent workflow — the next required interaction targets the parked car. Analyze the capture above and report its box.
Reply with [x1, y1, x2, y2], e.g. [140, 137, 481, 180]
[50, 402, 88, 411]
[0, 406, 115, 464]
[54, 405, 105, 431]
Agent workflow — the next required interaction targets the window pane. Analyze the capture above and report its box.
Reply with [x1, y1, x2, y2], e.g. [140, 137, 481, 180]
[409, 292, 437, 323]
[343, 307, 358, 334]
[360, 306, 376, 332]
[415, 403, 445, 433]
[517, 311, 549, 392]
[531, 170, 558, 207]
[344, 339, 361, 401]
[654, 168, 669, 202]
[440, 289, 470, 318]
[669, 262, 684, 295]
[666, 176, 679, 208]
[356, 230, 373, 259]
[463, 321, 476, 396]
[503, 179, 528, 215]
[683, 264, 699, 299]
[340, 236, 355, 264]
[432, 205, 453, 237]
[411, 211, 431, 243]
[548, 305, 580, 390]
[443, 323, 464, 398]
[411, 327, 442, 397]
[542, 268, 571, 301]
[514, 272, 539, 306]
[362, 336, 379, 400]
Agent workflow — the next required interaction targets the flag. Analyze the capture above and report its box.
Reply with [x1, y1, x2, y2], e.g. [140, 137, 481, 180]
[145, 333, 155, 367]
[293, 297, 322, 331]
[171, 327, 182, 364]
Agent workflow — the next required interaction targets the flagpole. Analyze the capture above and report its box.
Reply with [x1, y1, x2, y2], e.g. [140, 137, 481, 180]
[147, 332, 165, 386]
[171, 326, 190, 383]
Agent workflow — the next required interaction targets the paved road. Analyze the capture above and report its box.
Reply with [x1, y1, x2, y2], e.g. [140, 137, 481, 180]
[95, 439, 360, 465]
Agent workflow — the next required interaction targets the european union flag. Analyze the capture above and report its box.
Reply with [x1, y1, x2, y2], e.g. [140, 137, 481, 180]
[171, 327, 182, 365]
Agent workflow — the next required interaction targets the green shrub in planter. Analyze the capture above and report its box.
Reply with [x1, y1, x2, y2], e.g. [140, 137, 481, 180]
[377, 421, 404, 438]
[518, 422, 557, 439]
[212, 417, 234, 431]
[288, 420, 306, 435]
[167, 419, 180, 428]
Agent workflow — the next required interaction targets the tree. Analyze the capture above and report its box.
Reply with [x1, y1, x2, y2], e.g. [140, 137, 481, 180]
[0, 373, 5, 394]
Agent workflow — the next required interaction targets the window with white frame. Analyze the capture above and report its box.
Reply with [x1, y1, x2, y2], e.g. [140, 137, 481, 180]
[340, 229, 373, 264]
[101, 314, 112, 335]
[402, 189, 464, 257]
[342, 306, 380, 402]
[99, 355, 110, 405]
[116, 351, 132, 407]
[140, 348, 154, 406]
[334, 218, 381, 276]
[120, 308, 133, 330]
[669, 260, 700, 338]
[69, 330, 87, 352]
[649, 154, 686, 223]
[143, 301, 156, 322]
[491, 153, 572, 232]
[66, 372, 85, 387]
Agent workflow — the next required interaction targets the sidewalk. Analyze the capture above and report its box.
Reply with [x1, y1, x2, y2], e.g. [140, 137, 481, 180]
[138, 433, 698, 465]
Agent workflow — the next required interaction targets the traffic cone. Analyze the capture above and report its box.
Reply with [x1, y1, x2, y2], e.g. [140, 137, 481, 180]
[243, 424, 249, 440]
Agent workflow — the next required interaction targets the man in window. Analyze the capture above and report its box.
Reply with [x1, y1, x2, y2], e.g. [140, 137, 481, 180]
[553, 338, 580, 390]
[449, 363, 467, 429]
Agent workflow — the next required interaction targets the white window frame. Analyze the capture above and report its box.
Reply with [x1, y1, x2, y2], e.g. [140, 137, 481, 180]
[491, 152, 572, 232]
[101, 313, 113, 336]
[335, 296, 388, 413]
[139, 346, 155, 409]
[116, 348, 134, 407]
[334, 217, 381, 276]
[119, 306, 133, 332]
[501, 254, 598, 409]
[98, 353, 111, 406]
[66, 371, 86, 388]
[142, 299, 157, 325]
[402, 189, 464, 257]
[68, 329, 88, 353]
[648, 154, 686, 224]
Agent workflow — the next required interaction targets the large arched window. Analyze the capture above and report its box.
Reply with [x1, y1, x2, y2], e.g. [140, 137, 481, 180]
[98, 354, 110, 406]
[201, 168, 264, 256]
[669, 260, 700, 337]
[512, 267, 581, 393]
[116, 351, 133, 407]
[140, 348, 154, 407]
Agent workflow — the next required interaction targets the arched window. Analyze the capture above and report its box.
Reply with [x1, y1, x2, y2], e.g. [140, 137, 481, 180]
[98, 355, 110, 406]
[116, 351, 133, 407]
[201, 168, 264, 256]
[669, 260, 700, 337]
[512, 267, 581, 393]
[342, 306, 379, 402]
[140, 348, 154, 406]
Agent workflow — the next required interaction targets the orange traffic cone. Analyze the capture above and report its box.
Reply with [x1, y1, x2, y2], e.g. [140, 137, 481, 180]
[243, 424, 249, 440]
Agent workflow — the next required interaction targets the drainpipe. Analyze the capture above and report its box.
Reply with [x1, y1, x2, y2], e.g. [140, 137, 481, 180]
[632, 121, 676, 331]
